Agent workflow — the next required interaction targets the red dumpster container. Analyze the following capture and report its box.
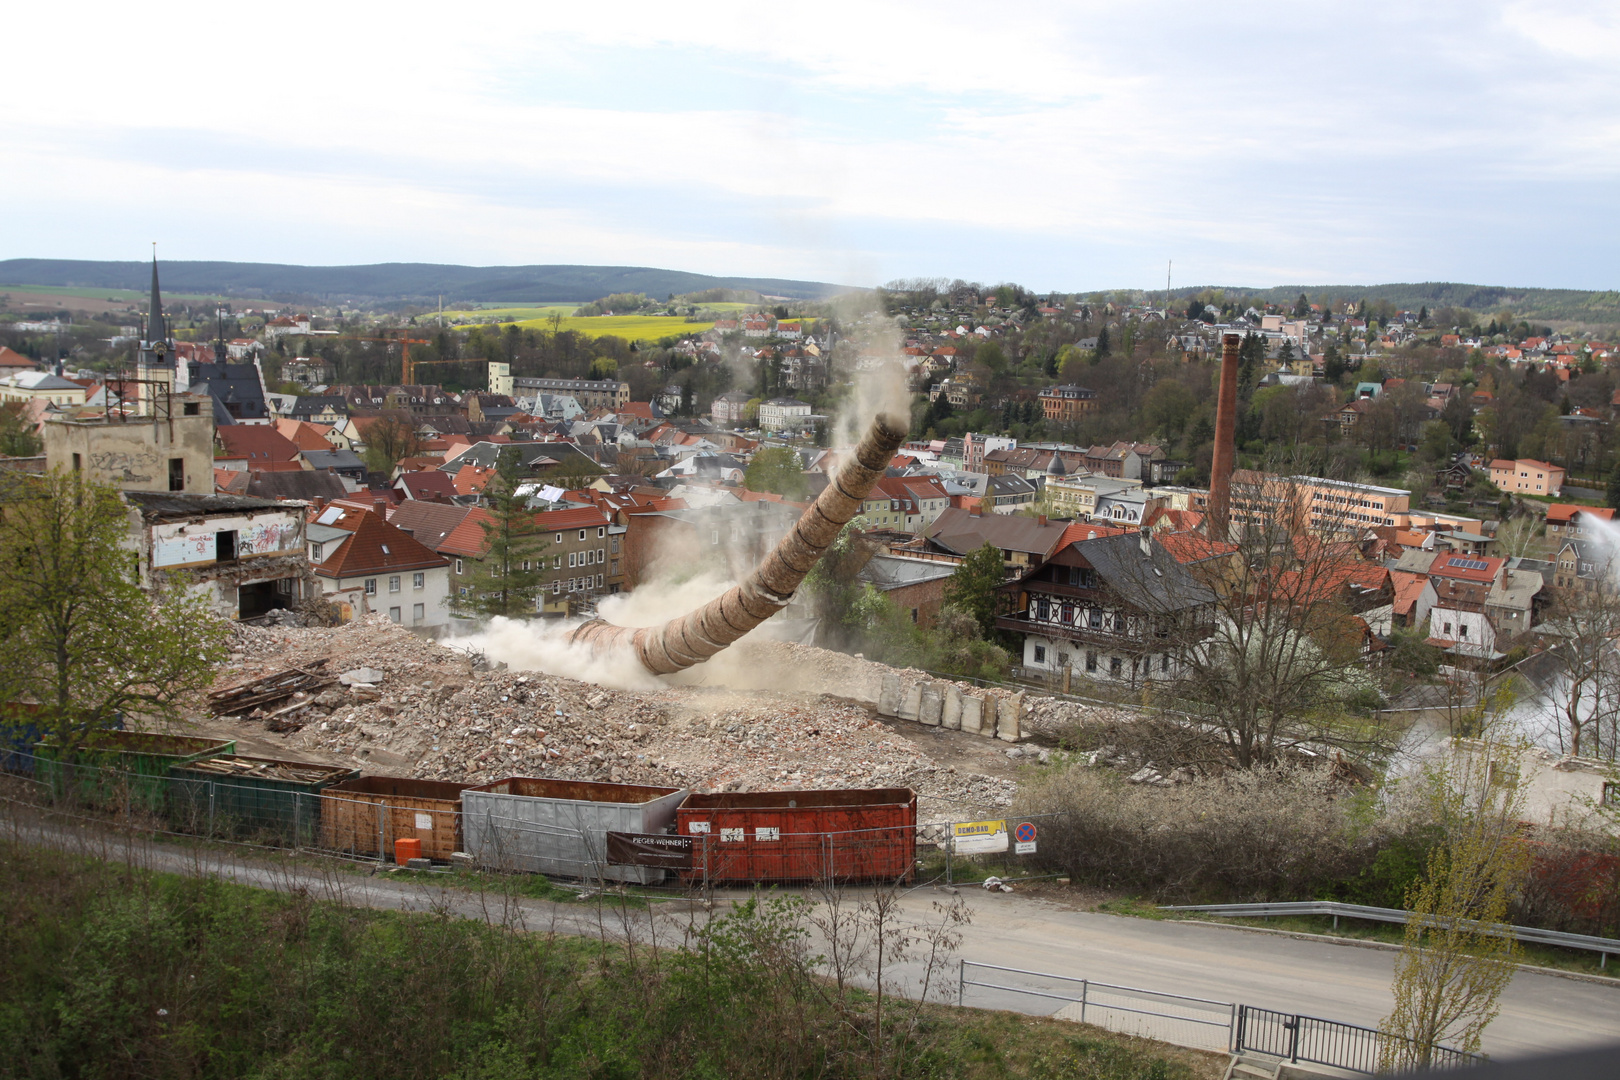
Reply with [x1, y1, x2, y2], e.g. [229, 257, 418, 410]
[676, 788, 916, 884]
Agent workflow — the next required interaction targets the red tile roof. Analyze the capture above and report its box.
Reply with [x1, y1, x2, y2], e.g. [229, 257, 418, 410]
[437, 508, 496, 557]
[396, 470, 458, 501]
[274, 418, 336, 452]
[536, 506, 612, 531]
[216, 425, 300, 462]
[1429, 551, 1502, 583]
[314, 509, 447, 578]
[452, 464, 495, 495]
[1391, 570, 1431, 616]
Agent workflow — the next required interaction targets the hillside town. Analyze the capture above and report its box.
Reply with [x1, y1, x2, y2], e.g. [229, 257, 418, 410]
[4, 265, 1618, 691]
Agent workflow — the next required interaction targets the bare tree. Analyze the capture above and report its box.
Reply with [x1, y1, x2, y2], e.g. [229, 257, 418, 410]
[1163, 460, 1395, 768]
[1540, 543, 1620, 760]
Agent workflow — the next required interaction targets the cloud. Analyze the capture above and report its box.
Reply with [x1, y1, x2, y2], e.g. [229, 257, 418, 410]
[2, 0, 1617, 289]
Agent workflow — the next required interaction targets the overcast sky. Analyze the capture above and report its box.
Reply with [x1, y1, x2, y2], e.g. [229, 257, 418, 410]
[5, 1, 1616, 293]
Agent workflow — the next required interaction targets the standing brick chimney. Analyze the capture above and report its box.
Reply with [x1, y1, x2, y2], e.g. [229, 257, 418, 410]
[1207, 333, 1242, 539]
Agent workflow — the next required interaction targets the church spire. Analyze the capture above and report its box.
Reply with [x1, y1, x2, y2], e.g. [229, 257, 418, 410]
[138, 247, 173, 371]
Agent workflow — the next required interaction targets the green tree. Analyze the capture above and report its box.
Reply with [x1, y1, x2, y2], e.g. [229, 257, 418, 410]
[1093, 326, 1110, 358]
[743, 445, 807, 499]
[941, 542, 1005, 638]
[1140, 378, 1196, 439]
[1606, 460, 1620, 511]
[588, 356, 619, 380]
[1293, 292, 1310, 318]
[450, 448, 548, 618]
[0, 471, 229, 747]
[0, 403, 43, 457]
[1379, 728, 1532, 1069]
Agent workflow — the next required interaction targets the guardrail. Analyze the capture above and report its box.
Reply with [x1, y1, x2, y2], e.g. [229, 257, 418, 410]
[1160, 901, 1619, 969]
[957, 960, 1482, 1072]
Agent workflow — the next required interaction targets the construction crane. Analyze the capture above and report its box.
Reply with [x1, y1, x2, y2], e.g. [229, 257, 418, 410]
[349, 335, 431, 385]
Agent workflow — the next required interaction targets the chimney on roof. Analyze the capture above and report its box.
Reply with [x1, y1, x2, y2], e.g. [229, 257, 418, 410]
[1207, 333, 1242, 541]
[1037, 514, 1047, 526]
[969, 503, 982, 517]
[1139, 525, 1152, 557]
[373, 497, 387, 517]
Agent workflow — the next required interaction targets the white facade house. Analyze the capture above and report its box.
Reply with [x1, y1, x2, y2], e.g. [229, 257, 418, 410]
[308, 505, 452, 627]
[758, 397, 812, 433]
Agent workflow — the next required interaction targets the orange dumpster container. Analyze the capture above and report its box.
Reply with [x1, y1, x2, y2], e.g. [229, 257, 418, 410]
[395, 837, 423, 864]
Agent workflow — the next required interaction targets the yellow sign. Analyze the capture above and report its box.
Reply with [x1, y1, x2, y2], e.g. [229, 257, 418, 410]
[950, 819, 1008, 854]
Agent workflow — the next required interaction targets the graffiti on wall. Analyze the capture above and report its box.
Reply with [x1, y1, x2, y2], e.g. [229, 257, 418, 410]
[153, 533, 215, 568]
[240, 519, 300, 556]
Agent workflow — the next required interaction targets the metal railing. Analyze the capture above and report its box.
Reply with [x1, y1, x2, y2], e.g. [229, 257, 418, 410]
[957, 961, 1235, 1052]
[1160, 901, 1620, 969]
[1235, 1004, 1478, 1072]
[958, 960, 1483, 1072]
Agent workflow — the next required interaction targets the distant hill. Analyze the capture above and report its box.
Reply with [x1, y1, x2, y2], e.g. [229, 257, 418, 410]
[1168, 281, 1620, 326]
[0, 260, 853, 305]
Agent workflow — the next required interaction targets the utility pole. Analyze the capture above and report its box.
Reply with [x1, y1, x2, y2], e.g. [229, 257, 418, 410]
[1166, 260, 1172, 315]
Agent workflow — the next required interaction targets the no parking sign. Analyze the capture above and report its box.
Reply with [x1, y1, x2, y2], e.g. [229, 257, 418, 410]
[1013, 821, 1037, 855]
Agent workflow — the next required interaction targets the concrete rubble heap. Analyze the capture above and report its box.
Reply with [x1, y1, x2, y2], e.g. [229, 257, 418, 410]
[217, 616, 1019, 820]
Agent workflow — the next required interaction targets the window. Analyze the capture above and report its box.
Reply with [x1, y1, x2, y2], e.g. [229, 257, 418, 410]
[72, 453, 81, 472]
[712, 529, 720, 545]
[598, 527, 605, 538]
[568, 552, 577, 568]
[455, 558, 464, 575]
[553, 581, 560, 595]
[1109, 656, 1122, 676]
[388, 606, 401, 623]
[365, 578, 377, 595]
[1459, 624, 1468, 639]
[611, 537, 620, 554]
[389, 575, 400, 592]
[311, 542, 323, 562]
[555, 533, 562, 544]
[595, 574, 603, 588]
[1057, 652, 1069, 668]
[1161, 654, 1171, 673]
[1033, 645, 1046, 664]
[183, 401, 200, 416]
[414, 572, 424, 589]
[554, 554, 562, 569]
[216, 530, 237, 562]
[168, 457, 185, 492]
[579, 529, 587, 541]
[597, 548, 605, 564]
[1089, 609, 1103, 629]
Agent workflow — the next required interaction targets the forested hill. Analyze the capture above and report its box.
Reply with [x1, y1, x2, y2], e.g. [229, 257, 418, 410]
[1174, 281, 1620, 325]
[0, 260, 850, 305]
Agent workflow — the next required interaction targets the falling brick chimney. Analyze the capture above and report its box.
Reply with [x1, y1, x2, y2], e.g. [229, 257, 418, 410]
[1207, 333, 1242, 539]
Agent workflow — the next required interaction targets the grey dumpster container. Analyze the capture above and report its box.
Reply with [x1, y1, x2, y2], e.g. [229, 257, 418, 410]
[462, 777, 688, 884]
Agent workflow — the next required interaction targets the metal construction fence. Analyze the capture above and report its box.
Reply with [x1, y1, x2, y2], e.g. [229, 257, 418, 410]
[958, 961, 1483, 1073]
[1, 750, 939, 889]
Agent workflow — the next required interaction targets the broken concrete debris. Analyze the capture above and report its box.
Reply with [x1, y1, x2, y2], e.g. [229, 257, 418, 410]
[213, 617, 1022, 820]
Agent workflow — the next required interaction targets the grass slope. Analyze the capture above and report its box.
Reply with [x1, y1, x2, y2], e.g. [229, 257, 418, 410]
[0, 842, 1218, 1080]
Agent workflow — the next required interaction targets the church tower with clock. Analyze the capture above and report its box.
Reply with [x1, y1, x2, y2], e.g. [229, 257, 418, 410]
[134, 250, 176, 413]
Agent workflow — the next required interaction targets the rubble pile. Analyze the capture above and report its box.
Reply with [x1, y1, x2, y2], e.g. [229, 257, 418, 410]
[1021, 695, 1145, 738]
[215, 617, 1018, 819]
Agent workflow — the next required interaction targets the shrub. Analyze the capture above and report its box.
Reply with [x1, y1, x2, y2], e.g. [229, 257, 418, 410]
[1015, 765, 1437, 903]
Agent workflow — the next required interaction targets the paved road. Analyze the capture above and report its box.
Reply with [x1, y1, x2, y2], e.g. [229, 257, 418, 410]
[9, 812, 1619, 1061]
